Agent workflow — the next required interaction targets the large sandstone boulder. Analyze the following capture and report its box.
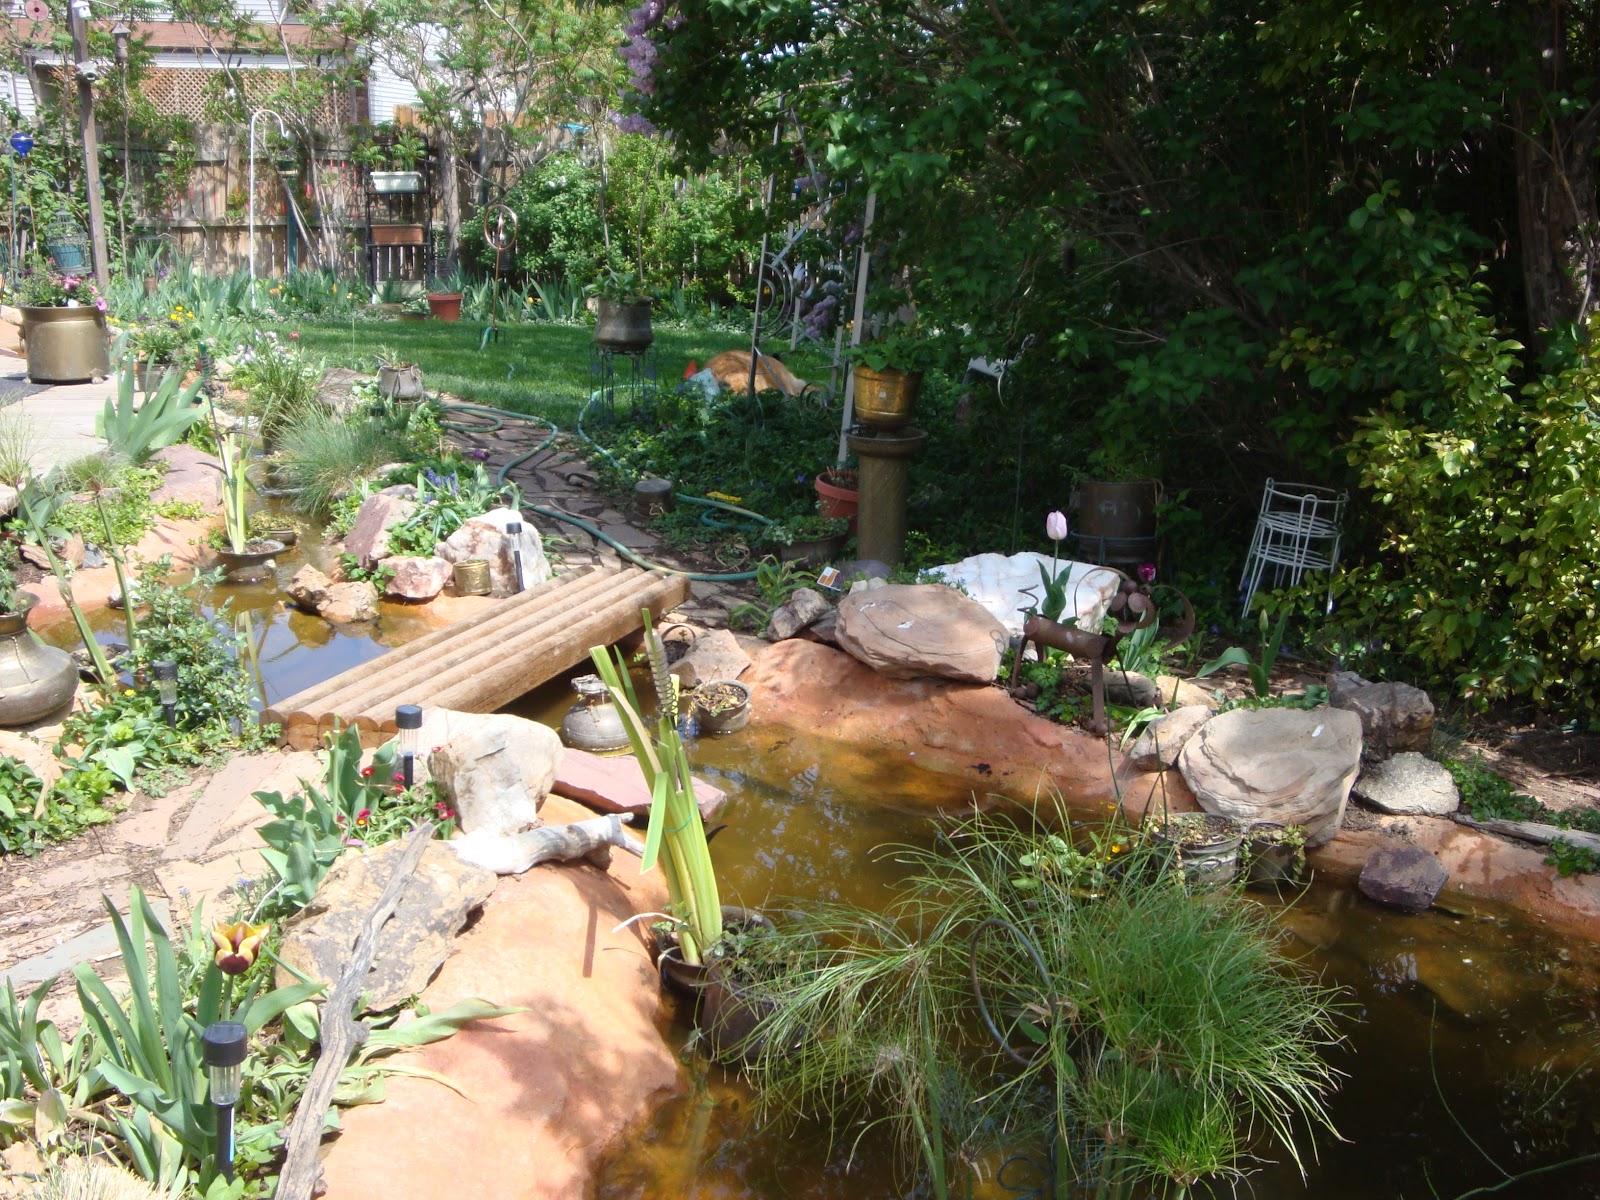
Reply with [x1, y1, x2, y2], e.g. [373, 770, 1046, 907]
[430, 712, 562, 838]
[286, 564, 333, 614]
[149, 444, 222, 506]
[385, 555, 453, 601]
[344, 487, 418, 568]
[834, 583, 1010, 683]
[276, 839, 496, 1011]
[1177, 707, 1362, 846]
[1330, 680, 1434, 761]
[1352, 751, 1460, 816]
[436, 507, 552, 597]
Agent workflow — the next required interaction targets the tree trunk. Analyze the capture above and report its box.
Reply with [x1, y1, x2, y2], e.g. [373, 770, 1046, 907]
[1513, 1, 1600, 337]
[437, 124, 462, 274]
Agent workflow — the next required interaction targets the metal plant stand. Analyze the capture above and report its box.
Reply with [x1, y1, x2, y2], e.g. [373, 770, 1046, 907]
[588, 346, 658, 420]
[1239, 478, 1347, 615]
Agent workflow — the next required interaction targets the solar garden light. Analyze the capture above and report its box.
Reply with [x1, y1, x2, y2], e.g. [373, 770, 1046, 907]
[506, 519, 525, 592]
[396, 704, 423, 788]
[153, 660, 178, 727]
[201, 1020, 248, 1182]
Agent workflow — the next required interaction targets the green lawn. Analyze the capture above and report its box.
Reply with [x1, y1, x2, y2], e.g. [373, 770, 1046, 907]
[282, 316, 832, 429]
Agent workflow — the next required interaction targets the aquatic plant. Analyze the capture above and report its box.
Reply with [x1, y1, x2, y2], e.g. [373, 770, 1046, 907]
[730, 808, 1346, 1198]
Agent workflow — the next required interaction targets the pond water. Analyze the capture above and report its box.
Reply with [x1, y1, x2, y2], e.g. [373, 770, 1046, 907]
[510, 691, 1600, 1200]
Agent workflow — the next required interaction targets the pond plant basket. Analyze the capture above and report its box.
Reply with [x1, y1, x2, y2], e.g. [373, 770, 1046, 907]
[1147, 811, 1243, 890]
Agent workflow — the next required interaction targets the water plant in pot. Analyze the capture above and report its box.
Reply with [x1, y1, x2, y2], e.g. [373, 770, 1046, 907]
[427, 267, 466, 321]
[692, 679, 750, 735]
[1241, 821, 1308, 887]
[13, 262, 110, 384]
[128, 321, 189, 392]
[1144, 810, 1244, 889]
[589, 268, 654, 351]
[206, 406, 282, 584]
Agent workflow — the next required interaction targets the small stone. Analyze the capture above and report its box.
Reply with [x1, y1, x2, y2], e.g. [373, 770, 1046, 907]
[430, 712, 563, 836]
[1359, 845, 1449, 913]
[320, 580, 379, 624]
[343, 491, 418, 568]
[286, 564, 332, 614]
[1352, 751, 1460, 816]
[1126, 705, 1211, 772]
[805, 609, 840, 645]
[668, 628, 752, 688]
[1331, 680, 1435, 761]
[436, 508, 552, 597]
[1156, 675, 1218, 710]
[767, 587, 832, 642]
[384, 555, 453, 601]
[1102, 670, 1160, 708]
[1327, 670, 1373, 705]
[275, 839, 496, 1012]
[80, 545, 106, 569]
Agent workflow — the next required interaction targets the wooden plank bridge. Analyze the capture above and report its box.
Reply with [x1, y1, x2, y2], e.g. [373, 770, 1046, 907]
[262, 565, 692, 750]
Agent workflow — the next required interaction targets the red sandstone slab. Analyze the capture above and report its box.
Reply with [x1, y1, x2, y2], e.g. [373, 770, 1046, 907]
[552, 746, 728, 822]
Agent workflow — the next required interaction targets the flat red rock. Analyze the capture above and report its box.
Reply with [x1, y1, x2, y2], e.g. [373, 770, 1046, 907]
[553, 746, 728, 822]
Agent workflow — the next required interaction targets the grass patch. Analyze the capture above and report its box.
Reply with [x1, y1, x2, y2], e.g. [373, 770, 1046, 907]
[276, 317, 829, 428]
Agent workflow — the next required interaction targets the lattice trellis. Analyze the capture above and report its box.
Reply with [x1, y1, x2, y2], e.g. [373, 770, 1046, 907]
[138, 67, 351, 125]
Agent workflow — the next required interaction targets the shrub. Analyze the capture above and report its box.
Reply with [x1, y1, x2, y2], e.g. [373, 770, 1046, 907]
[274, 403, 412, 516]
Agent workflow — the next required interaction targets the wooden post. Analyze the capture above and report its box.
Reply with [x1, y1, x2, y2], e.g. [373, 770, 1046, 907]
[67, 2, 110, 290]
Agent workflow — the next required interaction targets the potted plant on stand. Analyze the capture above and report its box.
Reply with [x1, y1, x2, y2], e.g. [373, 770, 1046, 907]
[848, 329, 940, 430]
[427, 267, 467, 322]
[14, 264, 109, 383]
[590, 268, 654, 351]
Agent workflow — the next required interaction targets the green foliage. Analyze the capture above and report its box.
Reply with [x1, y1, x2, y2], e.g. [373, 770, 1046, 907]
[1197, 610, 1290, 699]
[591, 615, 723, 964]
[50, 460, 164, 548]
[254, 724, 453, 916]
[1445, 756, 1600, 837]
[728, 558, 815, 633]
[384, 464, 517, 558]
[0, 755, 117, 857]
[274, 402, 414, 517]
[1544, 838, 1600, 878]
[96, 359, 205, 464]
[732, 808, 1345, 1196]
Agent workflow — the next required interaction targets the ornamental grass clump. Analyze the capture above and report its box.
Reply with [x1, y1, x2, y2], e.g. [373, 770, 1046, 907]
[590, 612, 723, 964]
[730, 808, 1345, 1199]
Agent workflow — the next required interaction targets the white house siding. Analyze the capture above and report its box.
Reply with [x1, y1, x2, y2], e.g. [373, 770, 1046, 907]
[367, 61, 420, 124]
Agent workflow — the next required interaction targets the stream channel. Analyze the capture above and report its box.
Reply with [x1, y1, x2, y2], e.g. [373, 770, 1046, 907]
[43, 538, 1600, 1199]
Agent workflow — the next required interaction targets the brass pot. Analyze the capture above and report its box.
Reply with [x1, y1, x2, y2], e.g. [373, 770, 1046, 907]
[559, 673, 629, 753]
[21, 306, 110, 384]
[851, 365, 921, 430]
[0, 595, 79, 726]
[454, 559, 491, 595]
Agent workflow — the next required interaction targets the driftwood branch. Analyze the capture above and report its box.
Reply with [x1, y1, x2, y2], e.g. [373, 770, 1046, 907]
[450, 812, 643, 875]
[1454, 815, 1600, 854]
[274, 825, 435, 1200]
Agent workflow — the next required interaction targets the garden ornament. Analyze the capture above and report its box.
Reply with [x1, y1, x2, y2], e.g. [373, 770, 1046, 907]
[1011, 569, 1195, 737]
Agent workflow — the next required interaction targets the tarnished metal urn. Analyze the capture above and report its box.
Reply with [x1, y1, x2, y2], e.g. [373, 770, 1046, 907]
[560, 673, 630, 753]
[20, 306, 110, 384]
[0, 596, 79, 726]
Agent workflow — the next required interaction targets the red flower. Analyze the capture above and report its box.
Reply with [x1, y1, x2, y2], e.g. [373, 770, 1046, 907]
[355, 808, 371, 826]
[392, 772, 405, 784]
[335, 813, 346, 824]
[360, 766, 374, 778]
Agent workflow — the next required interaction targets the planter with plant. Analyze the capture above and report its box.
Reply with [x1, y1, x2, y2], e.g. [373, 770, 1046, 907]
[400, 293, 431, 321]
[14, 265, 109, 384]
[206, 403, 281, 583]
[848, 331, 940, 430]
[373, 346, 424, 402]
[590, 269, 654, 351]
[764, 513, 848, 567]
[427, 268, 467, 321]
[813, 465, 858, 531]
[127, 322, 190, 391]
[1241, 821, 1308, 887]
[1145, 810, 1244, 889]
[692, 679, 751, 734]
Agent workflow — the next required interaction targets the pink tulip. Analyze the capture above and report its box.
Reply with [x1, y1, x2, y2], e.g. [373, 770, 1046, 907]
[1138, 562, 1157, 584]
[1046, 510, 1068, 541]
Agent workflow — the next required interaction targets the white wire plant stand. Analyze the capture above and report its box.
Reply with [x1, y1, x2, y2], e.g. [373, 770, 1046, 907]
[1239, 479, 1347, 615]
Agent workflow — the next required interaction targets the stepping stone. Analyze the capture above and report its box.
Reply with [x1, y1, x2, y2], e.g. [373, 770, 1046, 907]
[1, 899, 171, 991]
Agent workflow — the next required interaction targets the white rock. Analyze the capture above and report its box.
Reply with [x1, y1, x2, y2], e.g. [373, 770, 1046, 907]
[928, 552, 1119, 637]
[436, 507, 552, 598]
[1352, 751, 1460, 815]
[429, 711, 561, 838]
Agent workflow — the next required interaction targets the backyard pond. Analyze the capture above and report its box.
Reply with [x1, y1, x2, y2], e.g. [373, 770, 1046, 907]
[509, 688, 1600, 1200]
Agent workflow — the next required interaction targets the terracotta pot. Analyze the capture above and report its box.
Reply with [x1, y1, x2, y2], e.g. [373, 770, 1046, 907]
[369, 223, 426, 246]
[21, 306, 109, 383]
[814, 469, 859, 533]
[777, 533, 848, 568]
[428, 292, 464, 322]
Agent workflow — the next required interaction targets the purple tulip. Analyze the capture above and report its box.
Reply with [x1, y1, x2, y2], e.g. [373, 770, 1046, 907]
[1046, 510, 1068, 541]
[1138, 562, 1157, 584]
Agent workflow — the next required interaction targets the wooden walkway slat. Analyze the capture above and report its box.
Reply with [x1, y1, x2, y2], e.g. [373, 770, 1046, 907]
[263, 565, 692, 749]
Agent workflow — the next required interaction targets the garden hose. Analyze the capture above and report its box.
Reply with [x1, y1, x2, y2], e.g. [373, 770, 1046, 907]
[437, 398, 765, 583]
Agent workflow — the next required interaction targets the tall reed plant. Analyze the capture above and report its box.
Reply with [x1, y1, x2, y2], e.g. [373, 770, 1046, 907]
[590, 613, 723, 963]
